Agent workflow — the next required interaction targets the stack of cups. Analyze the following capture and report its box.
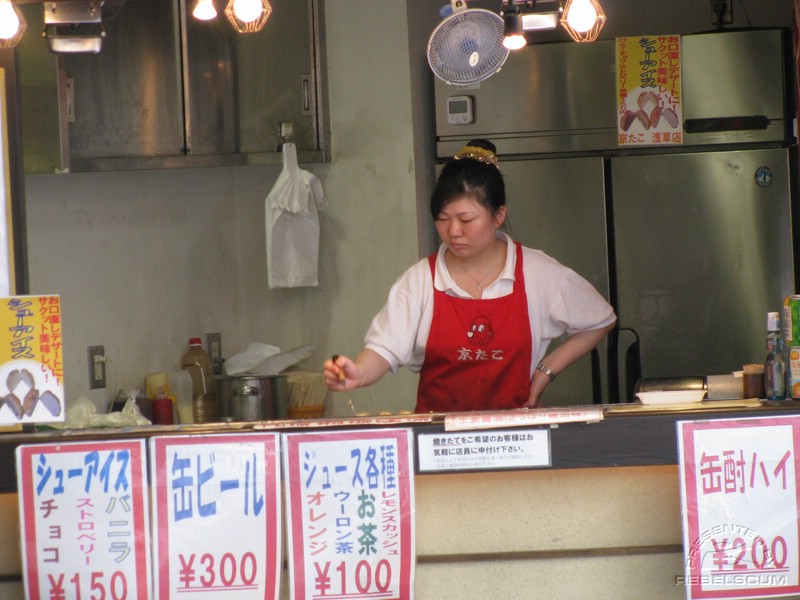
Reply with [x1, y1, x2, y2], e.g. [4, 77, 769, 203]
[742, 364, 765, 399]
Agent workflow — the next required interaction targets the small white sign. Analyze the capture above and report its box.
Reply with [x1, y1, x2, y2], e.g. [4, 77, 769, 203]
[445, 406, 603, 431]
[417, 428, 551, 472]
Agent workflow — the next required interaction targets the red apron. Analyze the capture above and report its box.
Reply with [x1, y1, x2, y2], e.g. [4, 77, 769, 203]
[416, 242, 533, 412]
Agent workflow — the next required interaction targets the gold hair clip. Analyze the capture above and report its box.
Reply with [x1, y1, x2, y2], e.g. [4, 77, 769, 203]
[453, 145, 499, 167]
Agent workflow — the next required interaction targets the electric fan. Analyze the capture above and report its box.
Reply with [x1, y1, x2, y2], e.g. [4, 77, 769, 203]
[427, 0, 510, 86]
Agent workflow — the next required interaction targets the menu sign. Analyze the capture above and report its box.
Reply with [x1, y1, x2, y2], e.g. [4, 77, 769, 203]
[16, 440, 152, 599]
[150, 433, 283, 599]
[283, 428, 416, 600]
[616, 35, 683, 146]
[0, 295, 64, 424]
[677, 416, 800, 599]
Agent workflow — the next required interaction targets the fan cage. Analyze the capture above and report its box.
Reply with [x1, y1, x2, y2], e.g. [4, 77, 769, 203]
[427, 9, 510, 85]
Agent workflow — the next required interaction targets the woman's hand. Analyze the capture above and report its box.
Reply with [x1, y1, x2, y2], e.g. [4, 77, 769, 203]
[323, 355, 356, 391]
[323, 349, 391, 391]
[524, 321, 617, 408]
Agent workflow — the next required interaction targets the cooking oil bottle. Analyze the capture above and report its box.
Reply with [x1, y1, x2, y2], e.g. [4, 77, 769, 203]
[764, 312, 787, 405]
[181, 338, 218, 422]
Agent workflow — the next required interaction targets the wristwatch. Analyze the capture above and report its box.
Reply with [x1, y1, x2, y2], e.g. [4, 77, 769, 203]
[536, 362, 556, 382]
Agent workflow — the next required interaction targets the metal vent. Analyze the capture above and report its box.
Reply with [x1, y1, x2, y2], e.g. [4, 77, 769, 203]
[43, 1, 106, 54]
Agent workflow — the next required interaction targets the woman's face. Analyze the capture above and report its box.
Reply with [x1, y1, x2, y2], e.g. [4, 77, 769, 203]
[435, 195, 506, 259]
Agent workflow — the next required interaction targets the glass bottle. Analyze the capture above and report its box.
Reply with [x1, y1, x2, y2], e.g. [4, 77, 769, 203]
[764, 312, 786, 404]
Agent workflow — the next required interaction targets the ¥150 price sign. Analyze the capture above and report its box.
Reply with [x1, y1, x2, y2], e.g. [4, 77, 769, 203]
[283, 428, 416, 600]
[150, 433, 282, 600]
[15, 440, 152, 600]
[678, 416, 800, 599]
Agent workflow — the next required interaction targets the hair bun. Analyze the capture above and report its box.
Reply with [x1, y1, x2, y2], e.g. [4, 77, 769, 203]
[453, 142, 498, 168]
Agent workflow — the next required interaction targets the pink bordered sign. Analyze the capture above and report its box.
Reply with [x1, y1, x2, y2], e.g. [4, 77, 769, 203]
[150, 433, 282, 599]
[16, 439, 151, 599]
[283, 428, 416, 600]
[678, 415, 800, 599]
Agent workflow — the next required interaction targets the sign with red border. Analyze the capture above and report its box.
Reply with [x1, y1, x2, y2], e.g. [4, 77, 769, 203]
[678, 416, 800, 599]
[283, 428, 416, 599]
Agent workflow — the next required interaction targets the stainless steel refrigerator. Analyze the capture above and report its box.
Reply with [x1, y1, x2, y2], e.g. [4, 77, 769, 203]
[433, 28, 796, 404]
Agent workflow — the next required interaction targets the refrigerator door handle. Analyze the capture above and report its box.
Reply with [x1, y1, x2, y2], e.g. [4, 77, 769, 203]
[590, 346, 602, 404]
[607, 327, 641, 403]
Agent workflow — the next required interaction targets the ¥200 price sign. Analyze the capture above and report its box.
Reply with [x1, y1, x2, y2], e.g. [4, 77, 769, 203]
[283, 428, 416, 600]
[15, 440, 152, 599]
[150, 433, 282, 600]
[678, 415, 800, 599]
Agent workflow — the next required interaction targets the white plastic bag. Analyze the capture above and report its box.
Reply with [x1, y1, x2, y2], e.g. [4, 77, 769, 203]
[224, 342, 316, 376]
[224, 342, 282, 375]
[265, 143, 327, 288]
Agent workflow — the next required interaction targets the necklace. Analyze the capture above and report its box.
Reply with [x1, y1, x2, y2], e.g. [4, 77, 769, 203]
[457, 262, 492, 291]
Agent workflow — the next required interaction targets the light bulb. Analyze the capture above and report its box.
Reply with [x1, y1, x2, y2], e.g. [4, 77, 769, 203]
[193, 0, 217, 21]
[566, 0, 598, 33]
[503, 34, 526, 50]
[0, 0, 20, 41]
[232, 0, 262, 23]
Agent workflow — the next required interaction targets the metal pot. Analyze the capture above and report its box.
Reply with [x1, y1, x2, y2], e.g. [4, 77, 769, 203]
[216, 374, 289, 422]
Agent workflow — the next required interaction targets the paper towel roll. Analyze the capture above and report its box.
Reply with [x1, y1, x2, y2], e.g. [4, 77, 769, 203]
[706, 374, 744, 400]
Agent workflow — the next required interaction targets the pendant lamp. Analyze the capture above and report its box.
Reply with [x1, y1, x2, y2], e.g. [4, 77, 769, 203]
[560, 0, 606, 43]
[0, 0, 25, 49]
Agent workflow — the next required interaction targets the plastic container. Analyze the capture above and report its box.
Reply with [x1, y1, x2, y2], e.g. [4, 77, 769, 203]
[181, 338, 218, 423]
[168, 370, 194, 424]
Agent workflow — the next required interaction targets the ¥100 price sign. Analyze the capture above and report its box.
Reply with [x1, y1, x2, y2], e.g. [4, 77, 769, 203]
[16, 439, 152, 600]
[678, 415, 800, 599]
[150, 433, 282, 600]
[283, 428, 416, 600]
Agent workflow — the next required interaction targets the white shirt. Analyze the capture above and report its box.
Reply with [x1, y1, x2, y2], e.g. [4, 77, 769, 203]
[364, 233, 616, 376]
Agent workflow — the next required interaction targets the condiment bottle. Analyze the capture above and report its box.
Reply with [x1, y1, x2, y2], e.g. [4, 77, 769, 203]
[764, 312, 787, 404]
[181, 338, 218, 422]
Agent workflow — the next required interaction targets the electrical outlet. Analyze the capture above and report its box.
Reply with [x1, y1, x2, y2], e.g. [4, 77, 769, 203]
[206, 333, 223, 375]
[88, 345, 106, 389]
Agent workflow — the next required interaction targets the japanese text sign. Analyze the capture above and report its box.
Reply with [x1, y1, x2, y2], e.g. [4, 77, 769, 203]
[283, 428, 416, 600]
[16, 439, 151, 599]
[150, 433, 282, 599]
[417, 429, 551, 472]
[616, 35, 683, 146]
[678, 416, 800, 599]
[1, 295, 64, 424]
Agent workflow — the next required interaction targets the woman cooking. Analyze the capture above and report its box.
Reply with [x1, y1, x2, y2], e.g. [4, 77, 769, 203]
[323, 139, 616, 411]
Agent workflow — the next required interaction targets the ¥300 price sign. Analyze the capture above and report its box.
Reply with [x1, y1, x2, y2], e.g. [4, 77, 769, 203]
[283, 428, 416, 600]
[150, 433, 282, 600]
[678, 415, 800, 599]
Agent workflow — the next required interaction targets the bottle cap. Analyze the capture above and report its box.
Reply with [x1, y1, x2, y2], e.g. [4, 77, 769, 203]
[189, 337, 202, 345]
[767, 312, 780, 331]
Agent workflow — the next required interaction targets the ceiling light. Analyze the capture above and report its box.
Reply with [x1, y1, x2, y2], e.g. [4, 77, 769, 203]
[224, 0, 271, 33]
[0, 0, 26, 49]
[502, 0, 526, 50]
[193, 0, 217, 21]
[561, 0, 606, 42]
[521, 12, 560, 31]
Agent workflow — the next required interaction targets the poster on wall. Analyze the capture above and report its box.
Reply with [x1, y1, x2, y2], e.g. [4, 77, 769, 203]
[677, 416, 800, 599]
[149, 433, 283, 599]
[16, 439, 152, 599]
[616, 35, 683, 146]
[0, 295, 64, 425]
[283, 428, 416, 600]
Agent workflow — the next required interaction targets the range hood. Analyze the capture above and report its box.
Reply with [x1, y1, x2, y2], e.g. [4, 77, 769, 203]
[42, 1, 118, 54]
